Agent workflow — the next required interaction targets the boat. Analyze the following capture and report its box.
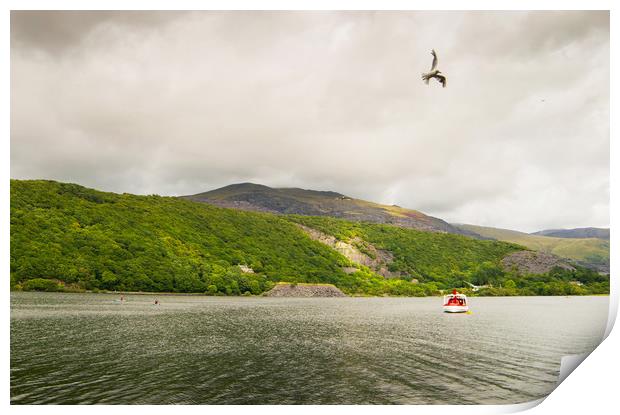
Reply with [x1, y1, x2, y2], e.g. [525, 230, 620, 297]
[443, 289, 469, 313]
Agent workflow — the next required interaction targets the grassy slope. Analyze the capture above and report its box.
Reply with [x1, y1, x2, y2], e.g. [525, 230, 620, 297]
[456, 224, 609, 265]
[11, 180, 526, 295]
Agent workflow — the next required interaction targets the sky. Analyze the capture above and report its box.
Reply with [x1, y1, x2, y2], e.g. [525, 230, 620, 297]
[10, 11, 609, 232]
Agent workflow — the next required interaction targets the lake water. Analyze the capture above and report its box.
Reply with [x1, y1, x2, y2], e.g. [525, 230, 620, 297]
[10, 292, 608, 405]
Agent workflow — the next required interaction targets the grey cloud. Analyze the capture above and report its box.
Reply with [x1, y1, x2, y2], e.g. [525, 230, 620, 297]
[10, 11, 609, 232]
[456, 11, 608, 58]
[11, 11, 187, 55]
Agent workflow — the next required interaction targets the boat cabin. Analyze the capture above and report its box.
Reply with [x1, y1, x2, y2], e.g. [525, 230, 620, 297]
[442, 289, 469, 313]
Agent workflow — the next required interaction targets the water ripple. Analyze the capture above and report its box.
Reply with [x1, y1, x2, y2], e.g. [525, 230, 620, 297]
[11, 293, 607, 404]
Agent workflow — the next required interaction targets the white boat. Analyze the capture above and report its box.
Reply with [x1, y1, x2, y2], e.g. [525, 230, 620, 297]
[443, 289, 469, 313]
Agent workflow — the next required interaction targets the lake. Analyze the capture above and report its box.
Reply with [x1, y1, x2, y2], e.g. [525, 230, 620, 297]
[10, 292, 608, 404]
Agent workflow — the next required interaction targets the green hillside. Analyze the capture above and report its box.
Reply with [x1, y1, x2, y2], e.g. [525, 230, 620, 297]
[287, 216, 608, 295]
[287, 215, 522, 284]
[10, 180, 609, 296]
[455, 224, 610, 271]
[11, 180, 353, 294]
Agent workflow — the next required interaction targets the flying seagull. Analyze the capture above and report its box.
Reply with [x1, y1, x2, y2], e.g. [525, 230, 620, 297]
[421, 49, 447, 88]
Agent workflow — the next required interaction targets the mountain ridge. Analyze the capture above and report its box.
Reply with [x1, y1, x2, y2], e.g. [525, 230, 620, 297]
[454, 223, 609, 273]
[182, 182, 482, 238]
[532, 227, 609, 240]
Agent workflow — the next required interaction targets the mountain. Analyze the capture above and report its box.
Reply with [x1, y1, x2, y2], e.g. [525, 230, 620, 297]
[532, 227, 609, 240]
[10, 179, 511, 295]
[10, 180, 608, 296]
[454, 224, 610, 273]
[182, 183, 481, 237]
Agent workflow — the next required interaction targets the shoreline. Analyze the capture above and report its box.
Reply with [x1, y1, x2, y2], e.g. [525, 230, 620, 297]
[9, 289, 609, 298]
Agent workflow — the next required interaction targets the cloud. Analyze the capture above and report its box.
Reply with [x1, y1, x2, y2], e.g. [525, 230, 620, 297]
[10, 11, 609, 232]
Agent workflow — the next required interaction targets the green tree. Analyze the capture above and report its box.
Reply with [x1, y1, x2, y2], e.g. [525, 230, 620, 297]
[22, 278, 62, 292]
[504, 279, 516, 289]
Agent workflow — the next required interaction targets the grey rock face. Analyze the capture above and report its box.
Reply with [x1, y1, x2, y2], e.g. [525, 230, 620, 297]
[501, 251, 575, 275]
[264, 283, 347, 297]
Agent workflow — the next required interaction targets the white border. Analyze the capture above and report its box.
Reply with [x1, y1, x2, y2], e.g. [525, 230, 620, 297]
[2, 1, 616, 414]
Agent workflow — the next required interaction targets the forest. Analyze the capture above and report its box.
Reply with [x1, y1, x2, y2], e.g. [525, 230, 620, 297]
[10, 180, 609, 296]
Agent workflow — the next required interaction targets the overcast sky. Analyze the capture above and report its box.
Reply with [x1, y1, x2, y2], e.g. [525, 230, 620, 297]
[11, 11, 609, 232]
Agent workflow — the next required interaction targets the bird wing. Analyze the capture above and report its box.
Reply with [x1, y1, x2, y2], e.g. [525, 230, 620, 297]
[435, 73, 447, 88]
[430, 50, 438, 71]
